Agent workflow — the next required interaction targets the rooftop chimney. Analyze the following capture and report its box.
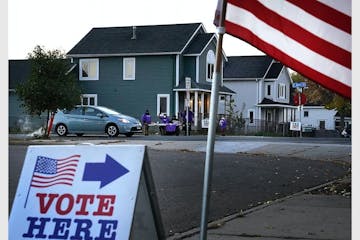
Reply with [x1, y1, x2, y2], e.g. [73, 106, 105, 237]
[131, 26, 137, 40]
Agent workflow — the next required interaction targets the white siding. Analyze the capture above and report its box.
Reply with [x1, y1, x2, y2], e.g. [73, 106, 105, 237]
[224, 80, 258, 119]
[301, 106, 337, 130]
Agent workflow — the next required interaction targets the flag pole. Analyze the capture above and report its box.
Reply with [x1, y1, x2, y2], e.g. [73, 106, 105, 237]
[199, 0, 227, 239]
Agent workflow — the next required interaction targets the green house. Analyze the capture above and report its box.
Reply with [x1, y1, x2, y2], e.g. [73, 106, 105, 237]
[67, 22, 234, 130]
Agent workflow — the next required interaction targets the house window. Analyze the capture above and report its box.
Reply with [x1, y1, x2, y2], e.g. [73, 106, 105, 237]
[278, 83, 286, 99]
[157, 94, 170, 116]
[79, 59, 99, 80]
[81, 94, 97, 106]
[265, 83, 272, 97]
[304, 111, 309, 117]
[248, 109, 254, 124]
[123, 58, 136, 80]
[267, 112, 272, 122]
[206, 50, 215, 81]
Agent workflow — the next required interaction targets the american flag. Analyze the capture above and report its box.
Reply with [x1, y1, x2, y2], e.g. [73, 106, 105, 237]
[215, 0, 351, 99]
[30, 155, 80, 188]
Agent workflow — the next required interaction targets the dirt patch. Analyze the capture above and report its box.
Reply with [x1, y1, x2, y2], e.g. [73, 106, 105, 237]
[309, 174, 351, 197]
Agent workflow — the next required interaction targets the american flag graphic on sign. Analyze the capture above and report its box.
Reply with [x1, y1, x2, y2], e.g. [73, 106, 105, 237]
[30, 155, 80, 188]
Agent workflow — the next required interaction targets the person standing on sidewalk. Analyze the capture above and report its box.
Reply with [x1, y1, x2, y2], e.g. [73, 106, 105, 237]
[141, 109, 151, 136]
[181, 108, 194, 135]
[219, 116, 227, 136]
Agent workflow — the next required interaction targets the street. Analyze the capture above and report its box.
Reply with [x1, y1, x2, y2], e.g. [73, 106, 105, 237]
[9, 139, 350, 237]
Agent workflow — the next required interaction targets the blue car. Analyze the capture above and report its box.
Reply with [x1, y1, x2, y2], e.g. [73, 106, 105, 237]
[52, 105, 142, 137]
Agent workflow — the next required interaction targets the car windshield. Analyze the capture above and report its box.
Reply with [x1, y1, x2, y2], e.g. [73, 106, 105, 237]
[95, 106, 121, 115]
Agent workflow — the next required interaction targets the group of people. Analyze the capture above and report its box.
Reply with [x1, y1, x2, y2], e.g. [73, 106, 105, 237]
[141, 109, 227, 136]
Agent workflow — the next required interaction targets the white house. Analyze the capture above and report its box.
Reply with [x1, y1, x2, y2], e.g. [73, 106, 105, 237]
[223, 55, 297, 134]
[300, 105, 337, 130]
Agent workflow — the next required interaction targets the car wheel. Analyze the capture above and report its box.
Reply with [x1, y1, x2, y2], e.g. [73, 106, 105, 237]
[125, 133, 134, 137]
[106, 124, 119, 137]
[55, 124, 68, 136]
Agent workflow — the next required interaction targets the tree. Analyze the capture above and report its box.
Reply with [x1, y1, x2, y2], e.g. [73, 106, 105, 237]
[16, 45, 82, 137]
[291, 72, 351, 129]
[226, 99, 246, 131]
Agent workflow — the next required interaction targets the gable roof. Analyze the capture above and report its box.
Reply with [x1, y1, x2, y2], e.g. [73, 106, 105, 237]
[223, 55, 274, 79]
[67, 23, 204, 57]
[265, 62, 283, 79]
[183, 33, 215, 55]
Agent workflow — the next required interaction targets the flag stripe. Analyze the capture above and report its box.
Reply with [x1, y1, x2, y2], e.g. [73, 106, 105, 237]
[31, 172, 75, 179]
[224, 0, 351, 98]
[258, 0, 351, 52]
[58, 160, 79, 167]
[225, 5, 351, 85]
[57, 154, 81, 161]
[225, 21, 351, 98]
[31, 182, 73, 188]
[287, 0, 351, 33]
[228, 0, 351, 68]
[317, 0, 351, 16]
[31, 177, 74, 184]
[57, 164, 78, 171]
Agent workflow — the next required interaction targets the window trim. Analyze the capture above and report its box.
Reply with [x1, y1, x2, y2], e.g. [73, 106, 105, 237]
[123, 57, 136, 80]
[79, 58, 99, 81]
[157, 94, 170, 116]
[265, 83, 272, 97]
[206, 50, 215, 82]
[81, 94, 98, 106]
[248, 109, 255, 124]
[278, 83, 286, 99]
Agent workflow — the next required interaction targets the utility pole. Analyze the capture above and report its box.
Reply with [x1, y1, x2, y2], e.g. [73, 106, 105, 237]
[298, 90, 302, 138]
[199, 0, 227, 239]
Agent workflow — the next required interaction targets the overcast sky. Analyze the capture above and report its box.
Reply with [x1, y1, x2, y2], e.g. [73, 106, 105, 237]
[8, 0, 264, 59]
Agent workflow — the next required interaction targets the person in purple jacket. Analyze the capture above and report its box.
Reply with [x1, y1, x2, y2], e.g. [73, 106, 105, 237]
[181, 108, 194, 135]
[141, 109, 152, 135]
[219, 116, 227, 136]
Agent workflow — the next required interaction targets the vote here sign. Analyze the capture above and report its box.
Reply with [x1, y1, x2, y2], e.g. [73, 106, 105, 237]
[9, 144, 145, 240]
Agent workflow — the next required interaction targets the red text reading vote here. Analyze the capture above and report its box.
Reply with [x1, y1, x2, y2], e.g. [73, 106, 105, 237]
[36, 193, 116, 216]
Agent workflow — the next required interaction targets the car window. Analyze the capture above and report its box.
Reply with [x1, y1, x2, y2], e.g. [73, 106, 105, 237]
[84, 107, 102, 116]
[65, 107, 83, 115]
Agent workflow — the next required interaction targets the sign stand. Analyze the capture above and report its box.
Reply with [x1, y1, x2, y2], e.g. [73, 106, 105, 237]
[131, 149, 165, 239]
[9, 144, 165, 240]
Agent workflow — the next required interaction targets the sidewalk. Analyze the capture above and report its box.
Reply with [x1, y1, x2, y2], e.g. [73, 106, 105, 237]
[171, 188, 351, 240]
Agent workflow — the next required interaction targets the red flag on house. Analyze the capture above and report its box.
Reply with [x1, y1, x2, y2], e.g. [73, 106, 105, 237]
[215, 0, 351, 99]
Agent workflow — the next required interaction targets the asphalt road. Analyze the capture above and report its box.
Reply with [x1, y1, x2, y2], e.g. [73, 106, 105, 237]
[9, 144, 350, 237]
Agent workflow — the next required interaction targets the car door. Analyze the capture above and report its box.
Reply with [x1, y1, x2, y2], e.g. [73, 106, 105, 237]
[63, 106, 85, 132]
[82, 106, 107, 133]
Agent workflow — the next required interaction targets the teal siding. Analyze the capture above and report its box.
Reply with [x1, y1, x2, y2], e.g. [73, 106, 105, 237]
[77, 56, 176, 120]
[9, 92, 47, 131]
[198, 39, 217, 84]
[183, 57, 196, 82]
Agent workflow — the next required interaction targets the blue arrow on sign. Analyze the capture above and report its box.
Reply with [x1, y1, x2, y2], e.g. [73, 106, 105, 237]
[83, 154, 129, 188]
